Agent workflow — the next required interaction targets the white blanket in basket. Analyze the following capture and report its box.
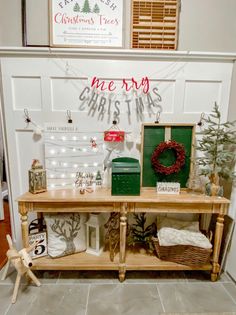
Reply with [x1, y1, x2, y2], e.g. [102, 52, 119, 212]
[158, 227, 212, 249]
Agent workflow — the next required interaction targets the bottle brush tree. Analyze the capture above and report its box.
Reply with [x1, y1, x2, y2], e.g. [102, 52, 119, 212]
[73, 3, 80, 12]
[196, 102, 236, 187]
[82, 0, 91, 13]
[128, 213, 157, 252]
[93, 3, 100, 13]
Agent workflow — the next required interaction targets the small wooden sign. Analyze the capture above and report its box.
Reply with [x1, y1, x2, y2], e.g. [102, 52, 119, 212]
[156, 182, 180, 194]
[29, 232, 48, 259]
[104, 131, 125, 142]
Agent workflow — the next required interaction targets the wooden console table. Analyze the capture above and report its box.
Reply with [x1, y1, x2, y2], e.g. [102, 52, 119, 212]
[17, 188, 229, 282]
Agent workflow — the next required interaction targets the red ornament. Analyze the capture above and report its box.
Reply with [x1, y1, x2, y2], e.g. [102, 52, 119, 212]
[151, 141, 186, 175]
[90, 138, 97, 149]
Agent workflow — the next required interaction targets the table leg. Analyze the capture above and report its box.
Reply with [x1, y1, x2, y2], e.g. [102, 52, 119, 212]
[19, 202, 29, 248]
[211, 213, 224, 282]
[119, 202, 127, 282]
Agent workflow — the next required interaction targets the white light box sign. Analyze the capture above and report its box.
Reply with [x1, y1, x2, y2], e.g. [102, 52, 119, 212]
[44, 123, 104, 189]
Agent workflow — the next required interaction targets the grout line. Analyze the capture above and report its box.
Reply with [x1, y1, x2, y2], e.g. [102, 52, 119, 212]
[226, 271, 236, 285]
[221, 283, 236, 305]
[85, 284, 91, 315]
[156, 284, 166, 312]
[31, 282, 93, 286]
[4, 302, 11, 315]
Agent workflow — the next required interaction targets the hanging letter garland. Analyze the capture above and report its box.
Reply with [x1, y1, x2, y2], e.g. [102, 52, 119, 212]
[151, 141, 186, 175]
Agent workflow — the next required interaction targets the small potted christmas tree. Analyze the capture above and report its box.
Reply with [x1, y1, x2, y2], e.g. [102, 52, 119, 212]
[196, 103, 236, 196]
[128, 213, 157, 253]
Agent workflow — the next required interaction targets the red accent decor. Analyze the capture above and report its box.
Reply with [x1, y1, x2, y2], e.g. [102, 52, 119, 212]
[151, 141, 186, 175]
[91, 76, 150, 93]
[104, 131, 125, 142]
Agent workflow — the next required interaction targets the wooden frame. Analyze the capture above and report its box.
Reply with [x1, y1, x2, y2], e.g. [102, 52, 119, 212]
[17, 188, 229, 282]
[141, 123, 196, 188]
[49, 0, 124, 48]
[131, 0, 180, 50]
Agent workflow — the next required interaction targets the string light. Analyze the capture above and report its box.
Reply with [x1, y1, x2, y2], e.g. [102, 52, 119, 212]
[45, 127, 104, 190]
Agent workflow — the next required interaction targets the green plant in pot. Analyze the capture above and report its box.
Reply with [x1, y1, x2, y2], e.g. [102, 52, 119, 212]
[196, 103, 236, 196]
[128, 213, 157, 253]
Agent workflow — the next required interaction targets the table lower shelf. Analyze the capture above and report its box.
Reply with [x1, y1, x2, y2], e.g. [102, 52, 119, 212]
[32, 250, 212, 272]
[125, 251, 212, 271]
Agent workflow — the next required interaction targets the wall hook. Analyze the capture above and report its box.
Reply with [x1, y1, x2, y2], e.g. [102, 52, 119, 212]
[23, 108, 43, 137]
[24, 109, 31, 125]
[197, 112, 205, 127]
[67, 110, 73, 123]
[155, 105, 163, 124]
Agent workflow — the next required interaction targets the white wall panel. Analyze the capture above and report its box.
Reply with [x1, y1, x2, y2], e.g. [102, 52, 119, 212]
[15, 132, 44, 193]
[12, 77, 42, 110]
[0, 56, 233, 246]
[183, 80, 222, 114]
[155, 80, 175, 114]
[51, 77, 88, 111]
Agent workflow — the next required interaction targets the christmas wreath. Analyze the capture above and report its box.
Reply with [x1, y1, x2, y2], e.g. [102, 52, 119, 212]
[151, 140, 186, 175]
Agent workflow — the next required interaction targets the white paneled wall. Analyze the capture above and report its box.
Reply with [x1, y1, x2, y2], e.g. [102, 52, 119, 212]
[0, 53, 233, 246]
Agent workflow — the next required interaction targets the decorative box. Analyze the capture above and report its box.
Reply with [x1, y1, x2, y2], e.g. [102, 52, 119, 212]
[111, 157, 140, 196]
[28, 159, 47, 194]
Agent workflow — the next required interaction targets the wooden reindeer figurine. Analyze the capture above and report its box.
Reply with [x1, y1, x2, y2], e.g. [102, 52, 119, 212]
[1, 234, 41, 304]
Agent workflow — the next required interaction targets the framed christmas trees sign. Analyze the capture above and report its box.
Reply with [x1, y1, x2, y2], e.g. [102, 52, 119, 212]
[49, 0, 124, 47]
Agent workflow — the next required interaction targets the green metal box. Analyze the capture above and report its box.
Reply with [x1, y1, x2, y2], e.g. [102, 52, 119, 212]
[111, 157, 140, 196]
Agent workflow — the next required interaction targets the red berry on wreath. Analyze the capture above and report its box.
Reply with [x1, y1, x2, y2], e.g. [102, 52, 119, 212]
[151, 140, 186, 175]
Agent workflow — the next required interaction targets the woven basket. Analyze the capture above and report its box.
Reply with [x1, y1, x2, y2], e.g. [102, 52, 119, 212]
[152, 237, 212, 266]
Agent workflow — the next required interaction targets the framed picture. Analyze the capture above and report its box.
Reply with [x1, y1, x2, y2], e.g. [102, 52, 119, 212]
[49, 0, 124, 47]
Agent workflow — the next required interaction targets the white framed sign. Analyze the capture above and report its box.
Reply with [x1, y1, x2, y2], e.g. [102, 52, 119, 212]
[50, 0, 123, 47]
[156, 182, 180, 195]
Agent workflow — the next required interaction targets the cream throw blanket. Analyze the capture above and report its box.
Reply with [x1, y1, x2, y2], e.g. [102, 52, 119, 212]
[157, 217, 199, 232]
[158, 227, 212, 249]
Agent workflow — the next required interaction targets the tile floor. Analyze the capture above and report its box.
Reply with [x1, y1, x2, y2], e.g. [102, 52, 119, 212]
[0, 267, 236, 315]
